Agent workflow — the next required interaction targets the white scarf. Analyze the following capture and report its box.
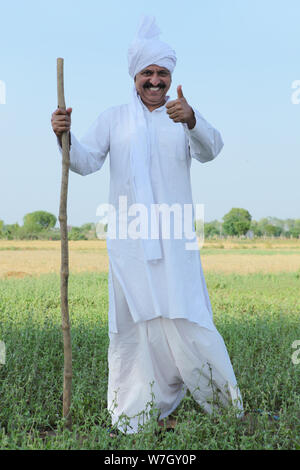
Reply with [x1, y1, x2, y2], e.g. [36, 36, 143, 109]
[127, 16, 177, 262]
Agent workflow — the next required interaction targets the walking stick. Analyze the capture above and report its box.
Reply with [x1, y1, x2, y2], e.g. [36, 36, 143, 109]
[57, 58, 72, 430]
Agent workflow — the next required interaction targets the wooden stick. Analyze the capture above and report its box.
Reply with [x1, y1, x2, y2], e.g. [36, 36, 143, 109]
[57, 57, 72, 430]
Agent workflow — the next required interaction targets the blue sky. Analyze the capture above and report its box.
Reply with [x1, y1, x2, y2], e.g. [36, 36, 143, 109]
[1, 0, 299, 227]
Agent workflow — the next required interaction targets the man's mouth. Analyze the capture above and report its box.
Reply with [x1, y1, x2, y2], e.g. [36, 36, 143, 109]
[143, 83, 165, 91]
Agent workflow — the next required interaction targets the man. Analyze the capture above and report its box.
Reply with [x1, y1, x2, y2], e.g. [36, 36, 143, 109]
[52, 16, 244, 434]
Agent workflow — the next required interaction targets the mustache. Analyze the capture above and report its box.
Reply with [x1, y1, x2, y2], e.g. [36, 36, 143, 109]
[143, 82, 166, 89]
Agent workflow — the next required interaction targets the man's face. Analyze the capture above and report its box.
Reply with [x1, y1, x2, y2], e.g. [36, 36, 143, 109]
[134, 64, 171, 110]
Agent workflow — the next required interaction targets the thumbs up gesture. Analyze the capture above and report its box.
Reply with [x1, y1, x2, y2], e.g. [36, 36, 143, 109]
[166, 85, 196, 129]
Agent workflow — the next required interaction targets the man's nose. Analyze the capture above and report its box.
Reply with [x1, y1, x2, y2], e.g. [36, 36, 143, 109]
[150, 74, 160, 86]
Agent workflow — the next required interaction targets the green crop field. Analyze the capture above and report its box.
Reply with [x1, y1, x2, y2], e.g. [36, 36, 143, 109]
[0, 258, 299, 449]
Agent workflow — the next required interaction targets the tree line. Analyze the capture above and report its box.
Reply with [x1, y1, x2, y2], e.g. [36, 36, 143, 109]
[203, 208, 300, 238]
[0, 208, 300, 240]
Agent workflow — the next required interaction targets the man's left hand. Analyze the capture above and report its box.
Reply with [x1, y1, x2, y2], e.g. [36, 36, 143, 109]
[166, 85, 196, 129]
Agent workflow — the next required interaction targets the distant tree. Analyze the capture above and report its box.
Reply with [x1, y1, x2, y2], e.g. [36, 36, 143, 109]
[284, 218, 296, 233]
[68, 227, 87, 241]
[264, 224, 282, 237]
[222, 208, 252, 236]
[250, 220, 262, 237]
[289, 219, 300, 238]
[255, 217, 285, 237]
[80, 223, 95, 232]
[2, 223, 20, 240]
[256, 218, 270, 236]
[23, 211, 57, 232]
[267, 217, 285, 232]
[204, 220, 221, 238]
[0, 220, 3, 238]
[80, 222, 97, 239]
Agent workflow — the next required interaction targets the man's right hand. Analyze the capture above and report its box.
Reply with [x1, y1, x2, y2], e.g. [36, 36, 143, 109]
[51, 107, 72, 139]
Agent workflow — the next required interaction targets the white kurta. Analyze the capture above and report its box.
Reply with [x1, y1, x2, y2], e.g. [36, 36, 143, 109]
[60, 98, 244, 432]
[66, 97, 224, 335]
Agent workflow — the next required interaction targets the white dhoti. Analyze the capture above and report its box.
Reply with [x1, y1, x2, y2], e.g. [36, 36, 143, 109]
[107, 274, 244, 434]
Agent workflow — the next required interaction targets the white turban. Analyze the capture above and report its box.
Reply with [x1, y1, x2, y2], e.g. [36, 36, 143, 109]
[128, 16, 176, 262]
[128, 16, 177, 78]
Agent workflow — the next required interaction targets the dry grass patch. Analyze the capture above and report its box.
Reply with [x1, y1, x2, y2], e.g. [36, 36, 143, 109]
[201, 254, 300, 274]
[203, 238, 300, 250]
[0, 238, 300, 277]
[0, 240, 108, 278]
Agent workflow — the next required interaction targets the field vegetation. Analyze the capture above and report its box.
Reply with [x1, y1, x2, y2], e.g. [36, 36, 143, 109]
[0, 238, 299, 449]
